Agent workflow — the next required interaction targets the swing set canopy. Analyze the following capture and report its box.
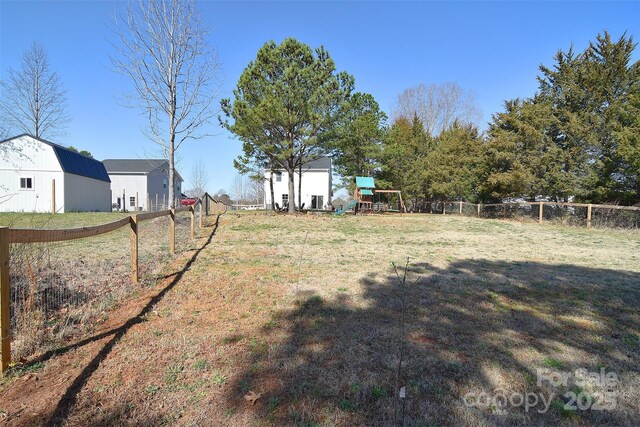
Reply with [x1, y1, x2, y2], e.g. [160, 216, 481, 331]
[355, 176, 375, 189]
[360, 189, 374, 196]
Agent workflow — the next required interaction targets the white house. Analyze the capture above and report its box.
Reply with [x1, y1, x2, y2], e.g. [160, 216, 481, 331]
[103, 159, 183, 211]
[0, 134, 111, 213]
[264, 157, 332, 210]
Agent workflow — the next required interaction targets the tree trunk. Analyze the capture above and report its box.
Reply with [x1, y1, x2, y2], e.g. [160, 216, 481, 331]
[298, 163, 302, 210]
[269, 169, 275, 211]
[287, 165, 295, 214]
[169, 136, 175, 209]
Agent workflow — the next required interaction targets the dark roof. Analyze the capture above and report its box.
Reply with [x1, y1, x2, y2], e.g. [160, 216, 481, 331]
[103, 159, 167, 173]
[303, 157, 331, 170]
[265, 157, 331, 172]
[103, 159, 183, 181]
[0, 134, 110, 183]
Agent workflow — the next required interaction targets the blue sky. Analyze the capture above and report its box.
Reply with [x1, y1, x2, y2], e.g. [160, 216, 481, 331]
[1, 1, 639, 194]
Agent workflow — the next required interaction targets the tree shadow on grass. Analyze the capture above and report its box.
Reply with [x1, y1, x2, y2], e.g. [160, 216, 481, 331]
[24, 214, 224, 427]
[226, 259, 640, 426]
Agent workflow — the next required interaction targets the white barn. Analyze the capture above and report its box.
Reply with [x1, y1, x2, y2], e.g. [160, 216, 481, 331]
[103, 159, 183, 211]
[264, 157, 333, 210]
[0, 134, 111, 213]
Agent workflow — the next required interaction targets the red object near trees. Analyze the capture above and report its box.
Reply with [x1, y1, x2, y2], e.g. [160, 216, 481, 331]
[181, 198, 197, 206]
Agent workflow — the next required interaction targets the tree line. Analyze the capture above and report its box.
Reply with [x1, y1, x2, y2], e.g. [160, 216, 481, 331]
[2, 0, 637, 210]
[224, 31, 640, 210]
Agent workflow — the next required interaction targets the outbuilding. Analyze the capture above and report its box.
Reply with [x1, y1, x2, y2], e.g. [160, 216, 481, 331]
[0, 134, 111, 213]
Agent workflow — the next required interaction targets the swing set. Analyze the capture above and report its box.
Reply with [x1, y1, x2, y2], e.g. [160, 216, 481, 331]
[353, 176, 406, 214]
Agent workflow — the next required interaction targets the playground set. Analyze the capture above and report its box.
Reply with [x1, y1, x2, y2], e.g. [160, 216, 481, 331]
[334, 176, 406, 215]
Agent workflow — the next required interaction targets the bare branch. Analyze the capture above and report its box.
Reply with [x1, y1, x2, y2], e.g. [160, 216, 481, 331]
[392, 82, 481, 136]
[111, 0, 220, 208]
[187, 159, 208, 196]
[0, 42, 70, 139]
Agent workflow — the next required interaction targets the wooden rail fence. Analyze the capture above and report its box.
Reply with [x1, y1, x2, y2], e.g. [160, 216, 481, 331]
[0, 193, 227, 373]
[440, 200, 640, 229]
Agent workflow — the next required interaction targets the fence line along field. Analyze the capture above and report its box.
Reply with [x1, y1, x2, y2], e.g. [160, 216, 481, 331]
[411, 200, 640, 230]
[0, 196, 224, 373]
[1, 210, 637, 426]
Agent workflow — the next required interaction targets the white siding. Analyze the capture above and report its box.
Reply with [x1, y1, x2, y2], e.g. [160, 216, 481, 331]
[64, 173, 111, 212]
[0, 136, 64, 213]
[147, 167, 183, 208]
[264, 169, 331, 210]
[109, 174, 148, 211]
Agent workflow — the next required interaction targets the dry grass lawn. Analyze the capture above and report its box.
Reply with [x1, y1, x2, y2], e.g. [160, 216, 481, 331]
[0, 212, 638, 426]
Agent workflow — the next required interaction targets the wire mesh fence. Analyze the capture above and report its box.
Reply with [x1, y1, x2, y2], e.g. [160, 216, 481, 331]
[448, 201, 639, 230]
[2, 203, 209, 367]
[591, 206, 640, 229]
[479, 203, 541, 222]
[541, 204, 589, 227]
[8, 225, 132, 360]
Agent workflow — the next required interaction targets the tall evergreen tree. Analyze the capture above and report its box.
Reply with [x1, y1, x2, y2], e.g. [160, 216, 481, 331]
[381, 115, 432, 208]
[484, 31, 640, 204]
[221, 38, 353, 213]
[538, 31, 640, 203]
[325, 92, 387, 184]
[425, 122, 484, 202]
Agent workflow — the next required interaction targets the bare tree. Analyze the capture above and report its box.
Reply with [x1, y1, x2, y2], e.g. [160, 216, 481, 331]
[112, 0, 220, 208]
[230, 174, 250, 204]
[0, 42, 70, 139]
[249, 176, 265, 205]
[187, 160, 208, 197]
[392, 82, 481, 136]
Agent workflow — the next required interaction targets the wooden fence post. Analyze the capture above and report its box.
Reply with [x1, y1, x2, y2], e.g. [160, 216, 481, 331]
[190, 206, 195, 240]
[147, 193, 150, 212]
[170, 209, 175, 255]
[51, 179, 56, 214]
[539, 202, 544, 225]
[459, 201, 463, 215]
[477, 203, 481, 217]
[0, 227, 11, 374]
[130, 215, 139, 283]
[163, 194, 166, 210]
[587, 204, 592, 229]
[442, 202, 446, 215]
[155, 194, 158, 212]
[136, 192, 139, 212]
[199, 200, 203, 228]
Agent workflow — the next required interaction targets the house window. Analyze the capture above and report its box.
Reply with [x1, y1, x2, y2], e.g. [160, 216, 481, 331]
[130, 196, 136, 207]
[275, 172, 282, 182]
[19, 177, 33, 189]
[163, 178, 167, 189]
[282, 194, 288, 207]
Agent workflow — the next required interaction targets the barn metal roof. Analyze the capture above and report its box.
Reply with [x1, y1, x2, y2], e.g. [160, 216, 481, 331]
[0, 134, 111, 183]
[53, 146, 111, 182]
